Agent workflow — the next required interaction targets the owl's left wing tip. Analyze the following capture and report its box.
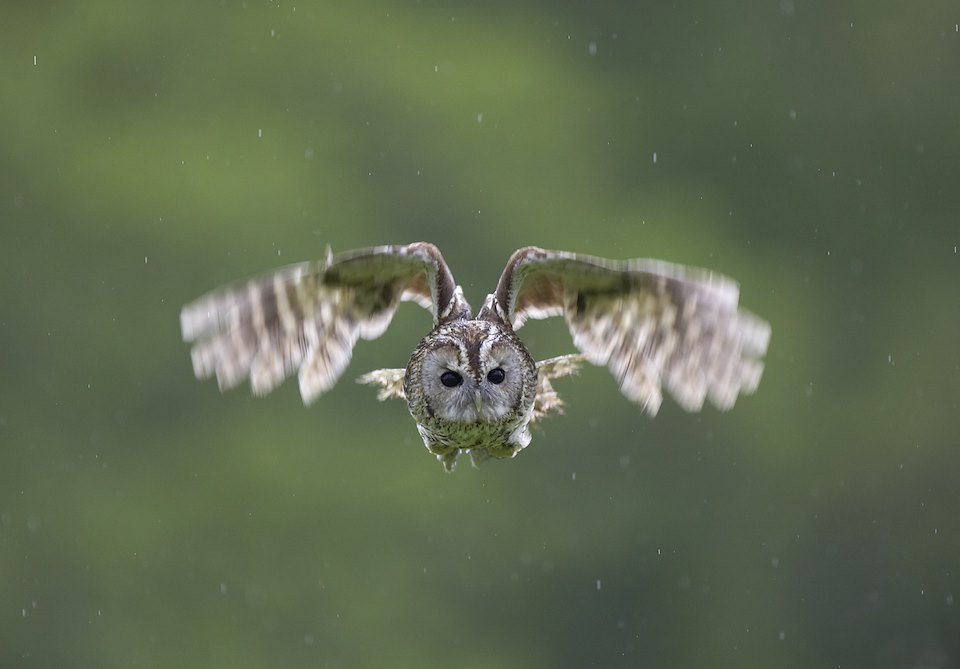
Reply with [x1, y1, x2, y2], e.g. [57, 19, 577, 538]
[741, 310, 772, 357]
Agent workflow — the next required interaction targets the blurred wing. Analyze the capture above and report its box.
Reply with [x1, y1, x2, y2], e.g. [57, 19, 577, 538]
[494, 247, 771, 415]
[181, 242, 461, 404]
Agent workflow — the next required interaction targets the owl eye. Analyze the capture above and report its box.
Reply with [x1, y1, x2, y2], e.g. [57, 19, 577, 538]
[440, 371, 463, 388]
[486, 368, 506, 384]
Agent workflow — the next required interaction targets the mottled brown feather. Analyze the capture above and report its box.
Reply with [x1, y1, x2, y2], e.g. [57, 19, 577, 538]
[181, 243, 459, 404]
[494, 247, 770, 415]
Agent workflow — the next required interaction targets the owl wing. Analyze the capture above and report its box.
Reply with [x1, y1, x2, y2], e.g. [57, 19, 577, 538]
[181, 242, 463, 404]
[492, 247, 771, 415]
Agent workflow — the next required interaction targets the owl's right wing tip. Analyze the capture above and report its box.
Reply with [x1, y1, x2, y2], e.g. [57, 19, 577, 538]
[180, 301, 212, 342]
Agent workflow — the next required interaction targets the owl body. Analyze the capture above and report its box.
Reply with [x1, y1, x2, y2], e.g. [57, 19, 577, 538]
[403, 318, 538, 470]
[181, 243, 771, 471]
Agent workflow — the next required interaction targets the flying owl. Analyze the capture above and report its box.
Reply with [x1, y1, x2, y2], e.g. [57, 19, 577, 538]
[180, 243, 771, 471]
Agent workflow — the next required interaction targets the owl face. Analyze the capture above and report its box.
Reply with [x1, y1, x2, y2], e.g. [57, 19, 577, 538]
[414, 323, 532, 424]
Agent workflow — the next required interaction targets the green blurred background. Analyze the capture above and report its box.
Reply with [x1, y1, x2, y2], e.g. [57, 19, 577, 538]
[3, 1, 959, 667]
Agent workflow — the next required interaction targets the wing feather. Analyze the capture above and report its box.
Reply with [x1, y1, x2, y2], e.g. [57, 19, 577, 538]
[494, 247, 770, 415]
[180, 243, 462, 404]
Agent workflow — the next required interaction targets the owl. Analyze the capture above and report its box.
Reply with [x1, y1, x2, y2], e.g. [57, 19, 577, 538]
[180, 243, 771, 471]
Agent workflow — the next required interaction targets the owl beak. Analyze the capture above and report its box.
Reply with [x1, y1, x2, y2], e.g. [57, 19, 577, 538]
[473, 390, 483, 415]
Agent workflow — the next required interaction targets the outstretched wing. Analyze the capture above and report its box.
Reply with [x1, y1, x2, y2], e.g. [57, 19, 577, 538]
[492, 247, 770, 415]
[181, 243, 463, 404]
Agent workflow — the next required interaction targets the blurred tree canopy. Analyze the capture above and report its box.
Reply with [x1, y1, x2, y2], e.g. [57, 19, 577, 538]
[1, 1, 958, 668]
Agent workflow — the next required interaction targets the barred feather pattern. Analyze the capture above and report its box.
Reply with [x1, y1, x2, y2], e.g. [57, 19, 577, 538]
[565, 276, 769, 415]
[496, 248, 771, 416]
[180, 244, 457, 404]
[181, 263, 355, 403]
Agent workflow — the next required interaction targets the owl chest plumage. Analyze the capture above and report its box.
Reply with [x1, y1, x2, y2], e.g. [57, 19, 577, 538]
[403, 319, 538, 469]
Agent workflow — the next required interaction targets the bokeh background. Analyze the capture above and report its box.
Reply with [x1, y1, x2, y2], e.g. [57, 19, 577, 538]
[3, 1, 959, 667]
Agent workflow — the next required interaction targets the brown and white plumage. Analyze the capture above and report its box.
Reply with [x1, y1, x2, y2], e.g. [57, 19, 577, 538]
[180, 243, 461, 404]
[488, 247, 770, 416]
[181, 243, 770, 471]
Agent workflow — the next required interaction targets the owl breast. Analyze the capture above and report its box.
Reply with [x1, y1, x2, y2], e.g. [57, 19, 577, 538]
[403, 319, 538, 470]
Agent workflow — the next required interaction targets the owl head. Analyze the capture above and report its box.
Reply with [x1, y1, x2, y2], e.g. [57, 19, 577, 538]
[411, 322, 535, 424]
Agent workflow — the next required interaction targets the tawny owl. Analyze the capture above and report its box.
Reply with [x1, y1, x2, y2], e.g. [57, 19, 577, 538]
[180, 243, 770, 471]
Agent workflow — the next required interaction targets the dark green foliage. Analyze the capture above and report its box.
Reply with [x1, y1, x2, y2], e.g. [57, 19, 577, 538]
[1, 1, 958, 667]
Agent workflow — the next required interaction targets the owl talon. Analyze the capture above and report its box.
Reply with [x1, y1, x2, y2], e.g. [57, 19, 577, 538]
[531, 354, 585, 423]
[536, 353, 586, 380]
[356, 368, 407, 401]
[438, 452, 459, 472]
